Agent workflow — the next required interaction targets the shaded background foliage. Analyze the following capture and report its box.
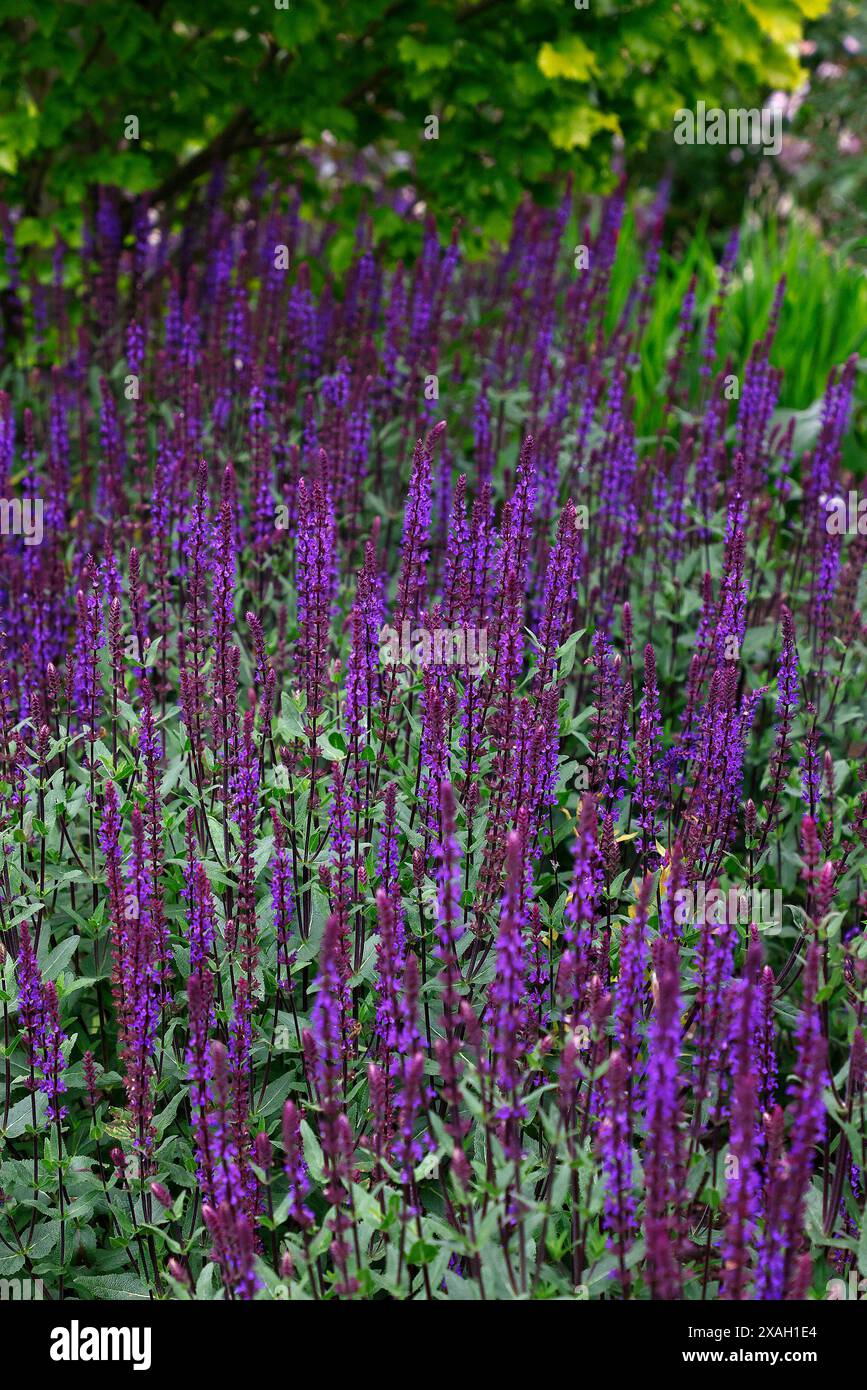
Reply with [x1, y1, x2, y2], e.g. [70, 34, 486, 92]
[1, 1, 866, 449]
[1, 0, 867, 1309]
[0, 0, 830, 250]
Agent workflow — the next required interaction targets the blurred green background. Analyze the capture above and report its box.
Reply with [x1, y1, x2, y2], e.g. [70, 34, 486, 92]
[0, 0, 852, 251]
[0, 0, 865, 428]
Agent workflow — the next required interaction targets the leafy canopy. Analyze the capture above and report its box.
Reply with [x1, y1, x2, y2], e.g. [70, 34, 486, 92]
[0, 0, 827, 243]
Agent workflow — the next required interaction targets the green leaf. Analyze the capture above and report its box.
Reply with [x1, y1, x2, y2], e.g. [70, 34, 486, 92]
[398, 36, 453, 73]
[2, 1091, 48, 1138]
[72, 1273, 151, 1300]
[40, 935, 80, 982]
[538, 37, 598, 82]
[301, 1119, 325, 1183]
[407, 1238, 437, 1266]
[548, 105, 620, 152]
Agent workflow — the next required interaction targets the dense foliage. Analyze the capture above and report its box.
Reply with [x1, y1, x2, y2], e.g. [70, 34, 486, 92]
[771, 0, 867, 255]
[0, 0, 829, 245]
[0, 181, 865, 1303]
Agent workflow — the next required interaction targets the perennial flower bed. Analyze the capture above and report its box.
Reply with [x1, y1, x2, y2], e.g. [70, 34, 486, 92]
[0, 182, 864, 1301]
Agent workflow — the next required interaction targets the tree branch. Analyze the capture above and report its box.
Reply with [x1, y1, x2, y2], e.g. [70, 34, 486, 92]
[148, 105, 257, 207]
